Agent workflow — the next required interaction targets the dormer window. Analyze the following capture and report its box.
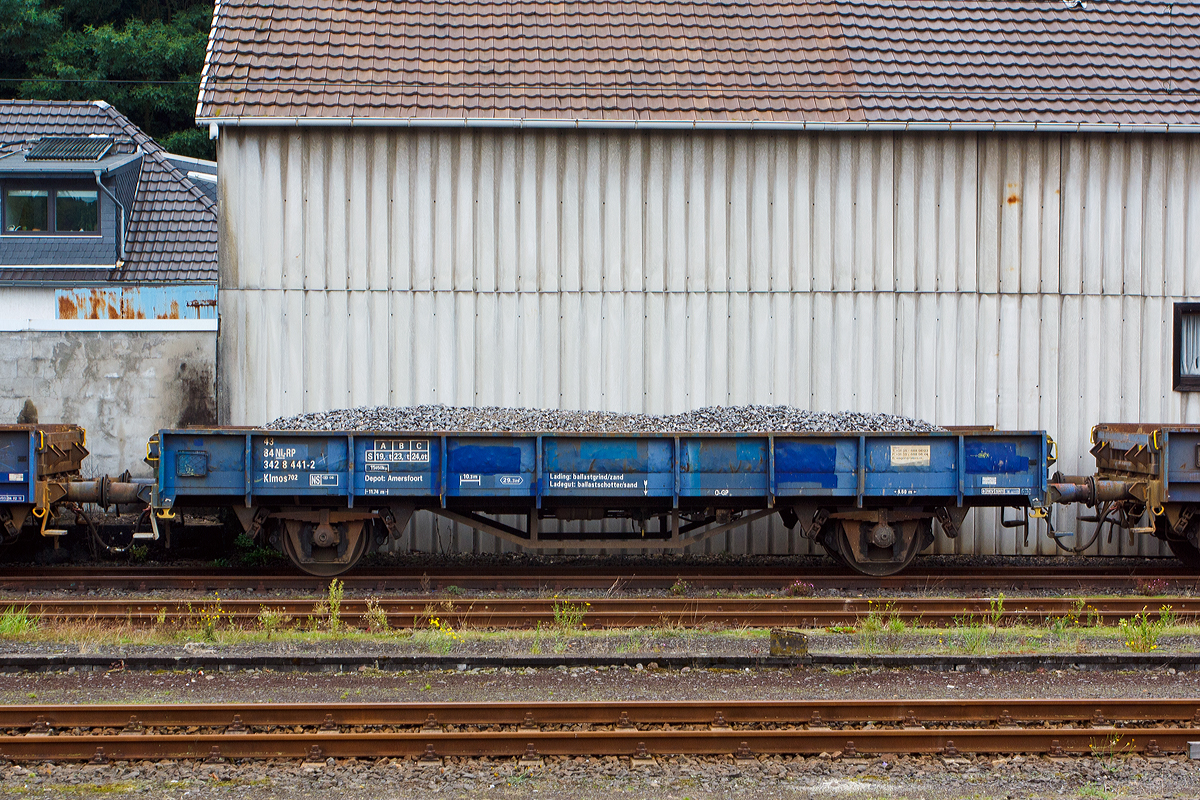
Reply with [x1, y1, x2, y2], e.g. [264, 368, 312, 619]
[2, 183, 99, 235]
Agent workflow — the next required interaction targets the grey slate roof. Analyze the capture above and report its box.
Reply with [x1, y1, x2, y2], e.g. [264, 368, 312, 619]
[0, 100, 217, 283]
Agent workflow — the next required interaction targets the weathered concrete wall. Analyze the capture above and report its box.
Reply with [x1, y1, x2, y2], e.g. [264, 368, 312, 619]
[0, 331, 217, 477]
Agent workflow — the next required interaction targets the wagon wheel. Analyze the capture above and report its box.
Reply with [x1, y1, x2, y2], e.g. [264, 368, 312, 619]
[281, 519, 370, 577]
[817, 532, 853, 570]
[1155, 514, 1200, 569]
[818, 518, 932, 577]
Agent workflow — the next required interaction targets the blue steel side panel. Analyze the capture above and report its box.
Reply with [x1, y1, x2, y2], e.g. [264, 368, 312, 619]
[542, 438, 674, 497]
[252, 434, 347, 497]
[159, 433, 248, 501]
[0, 431, 33, 504]
[678, 438, 768, 496]
[353, 435, 437, 497]
[1164, 430, 1200, 503]
[864, 437, 957, 496]
[962, 436, 1044, 499]
[445, 437, 535, 497]
[157, 429, 1048, 508]
[774, 438, 859, 496]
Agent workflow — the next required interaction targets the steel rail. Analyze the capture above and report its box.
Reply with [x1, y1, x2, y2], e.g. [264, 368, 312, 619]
[14, 596, 1200, 628]
[0, 729, 1194, 761]
[0, 566, 1194, 592]
[0, 697, 1197, 760]
[4, 699, 1199, 729]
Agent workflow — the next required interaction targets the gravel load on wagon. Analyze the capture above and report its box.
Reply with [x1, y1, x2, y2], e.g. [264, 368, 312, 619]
[266, 404, 944, 433]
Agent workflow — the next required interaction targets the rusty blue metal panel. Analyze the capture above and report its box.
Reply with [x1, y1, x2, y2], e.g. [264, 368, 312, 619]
[55, 285, 216, 320]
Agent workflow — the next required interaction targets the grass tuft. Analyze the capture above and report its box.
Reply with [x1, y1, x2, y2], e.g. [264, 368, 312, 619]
[0, 606, 36, 637]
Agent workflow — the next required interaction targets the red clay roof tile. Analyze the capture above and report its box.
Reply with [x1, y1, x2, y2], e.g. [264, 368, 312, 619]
[199, 0, 1200, 125]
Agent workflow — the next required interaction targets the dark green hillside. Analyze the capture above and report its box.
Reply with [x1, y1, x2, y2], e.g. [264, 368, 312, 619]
[0, 0, 214, 159]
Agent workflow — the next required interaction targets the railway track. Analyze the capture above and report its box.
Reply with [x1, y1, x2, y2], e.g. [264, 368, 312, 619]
[0, 700, 1195, 761]
[10, 596, 1199, 628]
[0, 565, 1196, 593]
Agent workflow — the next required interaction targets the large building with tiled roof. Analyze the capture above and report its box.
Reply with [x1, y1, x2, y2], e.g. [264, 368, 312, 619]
[201, 0, 1200, 558]
[1, 100, 217, 476]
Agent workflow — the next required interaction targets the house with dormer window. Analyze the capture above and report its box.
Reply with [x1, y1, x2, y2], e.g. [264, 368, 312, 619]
[0, 100, 218, 475]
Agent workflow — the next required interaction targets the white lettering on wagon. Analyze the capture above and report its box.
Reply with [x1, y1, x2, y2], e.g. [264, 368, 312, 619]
[366, 440, 430, 463]
[547, 473, 643, 491]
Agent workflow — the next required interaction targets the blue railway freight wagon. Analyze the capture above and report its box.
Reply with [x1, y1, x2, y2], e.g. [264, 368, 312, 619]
[150, 429, 1052, 576]
[0, 425, 150, 544]
[1050, 424, 1200, 566]
[0, 425, 89, 540]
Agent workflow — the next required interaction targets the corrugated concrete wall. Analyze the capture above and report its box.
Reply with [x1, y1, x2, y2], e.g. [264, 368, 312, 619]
[218, 129, 1200, 557]
[0, 330, 217, 477]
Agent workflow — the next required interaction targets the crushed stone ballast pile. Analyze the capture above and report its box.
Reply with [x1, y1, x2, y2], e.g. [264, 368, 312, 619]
[266, 404, 944, 434]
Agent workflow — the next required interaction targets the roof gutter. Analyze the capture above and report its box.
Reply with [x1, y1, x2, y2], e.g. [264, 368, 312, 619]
[196, 117, 1200, 134]
[93, 171, 125, 262]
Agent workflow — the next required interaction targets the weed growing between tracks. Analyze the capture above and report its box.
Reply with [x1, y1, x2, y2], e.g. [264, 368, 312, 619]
[196, 595, 226, 641]
[857, 601, 910, 655]
[326, 579, 345, 633]
[946, 595, 1006, 656]
[419, 617, 463, 654]
[363, 597, 389, 633]
[0, 606, 36, 637]
[0, 589, 1195, 658]
[0, 615, 1195, 658]
[1089, 731, 1136, 760]
[1118, 606, 1173, 653]
[255, 605, 289, 638]
[552, 597, 590, 632]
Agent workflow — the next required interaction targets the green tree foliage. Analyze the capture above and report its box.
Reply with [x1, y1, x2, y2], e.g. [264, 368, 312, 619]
[0, 0, 62, 84]
[0, 0, 214, 160]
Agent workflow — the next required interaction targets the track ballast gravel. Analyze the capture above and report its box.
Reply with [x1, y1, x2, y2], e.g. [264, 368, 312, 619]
[267, 404, 943, 434]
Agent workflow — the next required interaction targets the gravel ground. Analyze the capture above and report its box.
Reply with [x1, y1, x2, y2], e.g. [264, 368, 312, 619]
[1, 664, 1197, 705]
[1, 752, 1197, 800]
[266, 404, 944, 433]
[0, 627, 1197, 660]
